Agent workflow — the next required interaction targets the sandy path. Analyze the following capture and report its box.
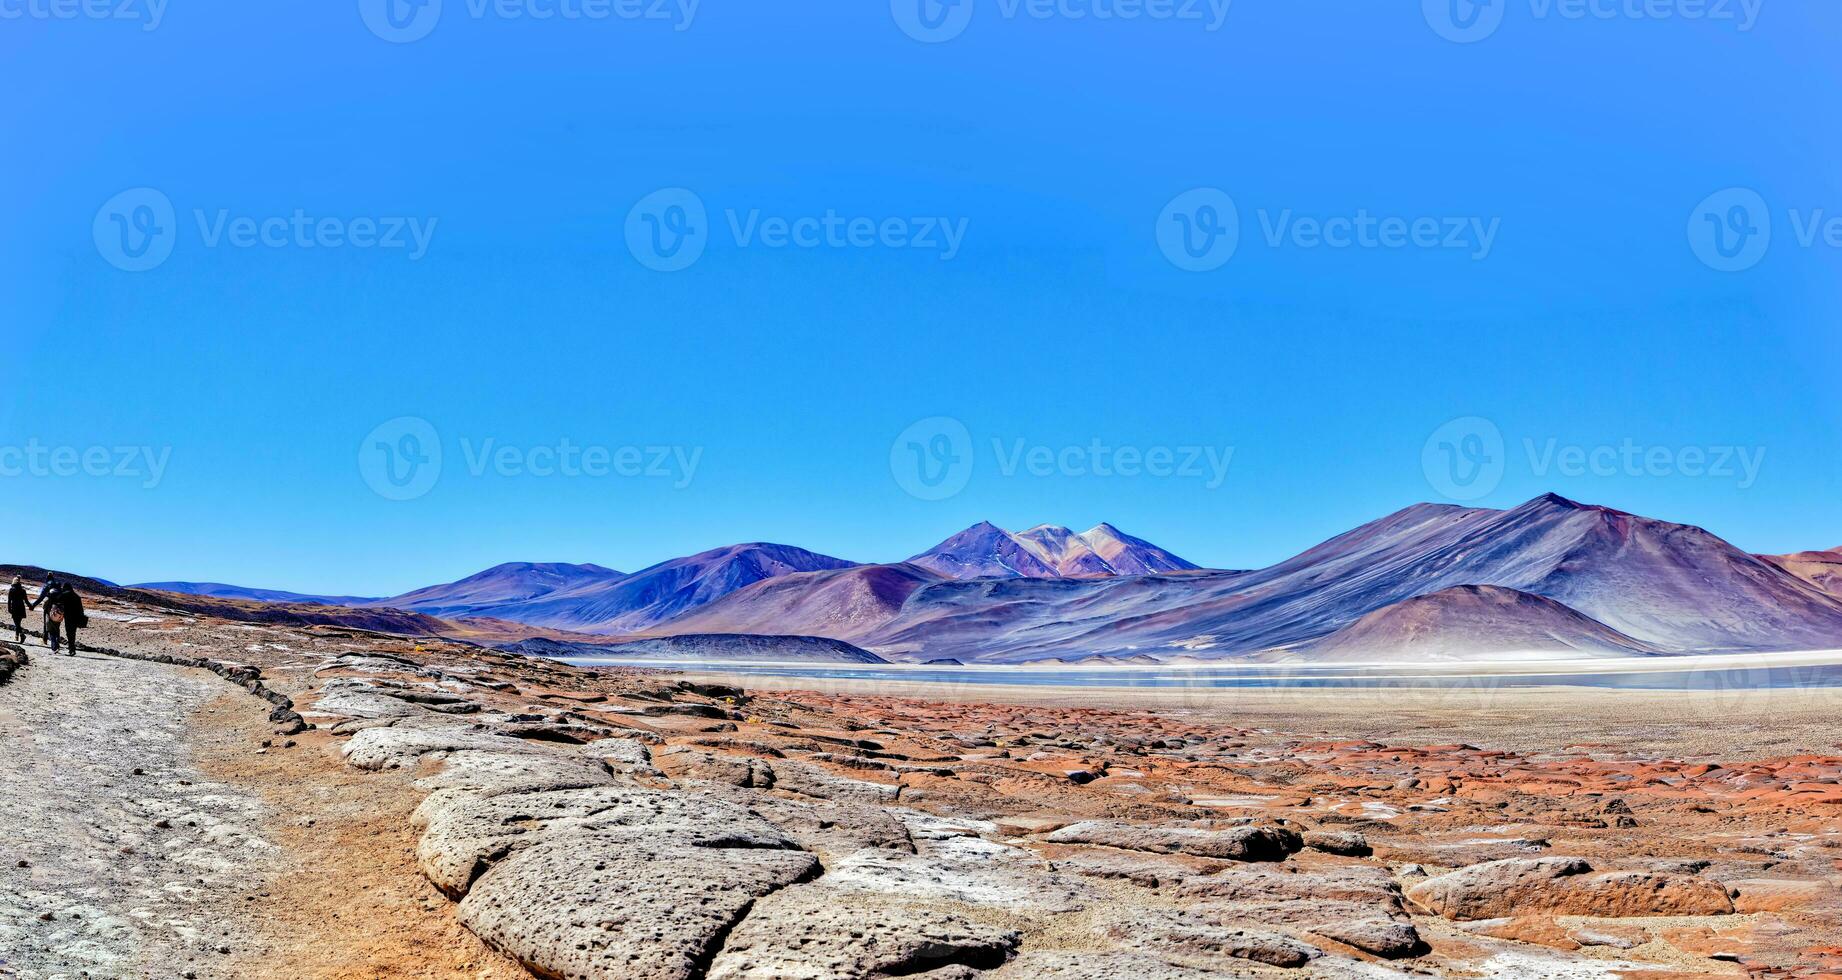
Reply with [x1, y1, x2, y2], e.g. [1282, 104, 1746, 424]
[0, 640, 279, 979]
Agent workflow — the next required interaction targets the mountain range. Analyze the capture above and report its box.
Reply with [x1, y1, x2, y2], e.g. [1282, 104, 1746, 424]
[131, 500, 1842, 663]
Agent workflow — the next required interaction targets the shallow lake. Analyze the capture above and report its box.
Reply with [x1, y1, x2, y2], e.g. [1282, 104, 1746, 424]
[538, 654, 1842, 692]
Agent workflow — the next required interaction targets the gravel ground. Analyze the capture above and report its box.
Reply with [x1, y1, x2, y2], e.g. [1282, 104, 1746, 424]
[0, 639, 278, 980]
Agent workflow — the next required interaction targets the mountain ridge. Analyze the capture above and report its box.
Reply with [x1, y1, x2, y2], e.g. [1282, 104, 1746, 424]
[128, 497, 1842, 663]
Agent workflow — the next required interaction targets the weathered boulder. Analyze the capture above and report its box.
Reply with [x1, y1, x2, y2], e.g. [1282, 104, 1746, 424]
[774, 760, 902, 803]
[706, 888, 1019, 979]
[413, 750, 619, 799]
[340, 726, 553, 771]
[1309, 918, 1426, 959]
[1101, 910, 1321, 969]
[741, 796, 916, 855]
[315, 679, 479, 719]
[990, 951, 1245, 978]
[1406, 857, 1735, 920]
[458, 838, 819, 980]
[1174, 864, 1407, 917]
[657, 746, 778, 788]
[574, 736, 660, 776]
[1048, 848, 1229, 889]
[1046, 822, 1302, 862]
[1302, 830, 1371, 857]
[0, 641, 27, 685]
[418, 786, 800, 896]
[824, 836, 1088, 912]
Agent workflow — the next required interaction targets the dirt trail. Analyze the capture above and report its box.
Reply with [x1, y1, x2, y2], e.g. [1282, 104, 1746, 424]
[0, 617, 526, 980]
[0, 640, 277, 979]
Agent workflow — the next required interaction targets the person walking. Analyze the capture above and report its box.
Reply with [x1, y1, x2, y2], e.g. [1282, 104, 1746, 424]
[45, 583, 85, 656]
[6, 576, 27, 643]
[30, 576, 62, 654]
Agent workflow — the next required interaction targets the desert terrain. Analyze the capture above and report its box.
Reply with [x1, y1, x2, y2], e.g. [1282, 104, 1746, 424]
[3, 588, 1842, 979]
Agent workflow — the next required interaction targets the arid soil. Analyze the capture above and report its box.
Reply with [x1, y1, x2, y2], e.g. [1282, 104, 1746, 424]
[3, 596, 1842, 979]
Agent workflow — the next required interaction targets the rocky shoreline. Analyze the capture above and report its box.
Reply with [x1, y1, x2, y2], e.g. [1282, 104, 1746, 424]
[10, 597, 1842, 978]
[0, 640, 26, 685]
[299, 645, 1842, 978]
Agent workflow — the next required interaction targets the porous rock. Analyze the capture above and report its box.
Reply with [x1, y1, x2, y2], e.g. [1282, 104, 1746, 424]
[418, 785, 799, 896]
[1046, 822, 1302, 862]
[458, 838, 819, 980]
[706, 887, 1019, 979]
[1406, 857, 1735, 920]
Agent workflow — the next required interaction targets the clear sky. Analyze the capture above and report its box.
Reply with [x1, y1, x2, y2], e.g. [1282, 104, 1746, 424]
[3, 0, 1839, 595]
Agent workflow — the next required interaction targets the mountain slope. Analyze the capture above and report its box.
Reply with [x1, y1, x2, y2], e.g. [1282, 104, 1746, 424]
[132, 582, 381, 606]
[375, 562, 624, 619]
[1012, 523, 1201, 577]
[909, 521, 1197, 579]
[908, 522, 1056, 579]
[487, 543, 859, 634]
[1301, 585, 1661, 661]
[1760, 548, 1842, 600]
[649, 563, 943, 639]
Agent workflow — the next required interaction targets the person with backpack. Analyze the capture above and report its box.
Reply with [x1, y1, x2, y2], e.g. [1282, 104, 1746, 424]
[29, 576, 76, 655]
[45, 583, 86, 656]
[7, 576, 27, 643]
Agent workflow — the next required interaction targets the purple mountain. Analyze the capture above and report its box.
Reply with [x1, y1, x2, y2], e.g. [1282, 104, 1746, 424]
[1013, 523, 1200, 577]
[908, 522, 1057, 579]
[131, 582, 382, 607]
[656, 494, 1842, 663]
[1304, 584, 1661, 661]
[467, 543, 859, 634]
[373, 562, 626, 620]
[909, 521, 1197, 580]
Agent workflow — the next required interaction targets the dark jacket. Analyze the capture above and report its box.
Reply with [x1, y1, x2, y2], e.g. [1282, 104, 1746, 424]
[7, 584, 25, 618]
[46, 588, 86, 628]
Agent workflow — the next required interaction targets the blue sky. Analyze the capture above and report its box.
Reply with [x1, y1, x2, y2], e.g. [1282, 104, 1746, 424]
[3, 0, 1839, 594]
